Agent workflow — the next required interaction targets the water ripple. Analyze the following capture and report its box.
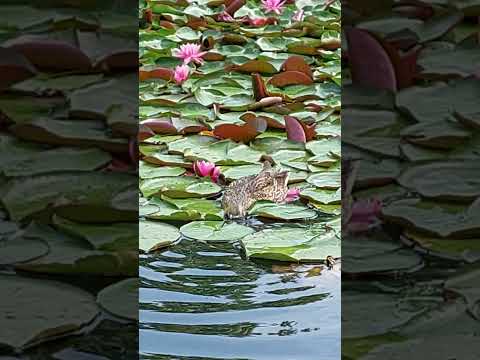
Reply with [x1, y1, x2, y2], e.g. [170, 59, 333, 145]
[140, 238, 340, 360]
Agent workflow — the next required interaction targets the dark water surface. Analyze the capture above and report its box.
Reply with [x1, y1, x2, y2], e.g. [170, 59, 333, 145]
[140, 237, 340, 360]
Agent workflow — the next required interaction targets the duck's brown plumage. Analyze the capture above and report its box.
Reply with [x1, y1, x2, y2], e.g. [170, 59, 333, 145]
[222, 162, 289, 218]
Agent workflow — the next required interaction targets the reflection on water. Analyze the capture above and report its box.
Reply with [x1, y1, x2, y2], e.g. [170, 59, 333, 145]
[140, 237, 340, 360]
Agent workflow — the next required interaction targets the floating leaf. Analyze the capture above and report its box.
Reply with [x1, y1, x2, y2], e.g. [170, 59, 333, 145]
[345, 27, 396, 91]
[0, 274, 99, 350]
[213, 117, 267, 143]
[97, 279, 138, 321]
[269, 71, 314, 87]
[281, 56, 313, 79]
[241, 220, 340, 262]
[140, 176, 222, 198]
[250, 202, 317, 220]
[146, 196, 224, 221]
[139, 220, 180, 252]
[231, 59, 278, 74]
[180, 221, 253, 241]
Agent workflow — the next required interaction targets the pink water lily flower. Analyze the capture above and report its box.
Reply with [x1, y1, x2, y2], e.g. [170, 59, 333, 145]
[347, 199, 382, 232]
[172, 43, 207, 65]
[173, 64, 189, 84]
[284, 188, 301, 202]
[292, 9, 304, 22]
[218, 11, 235, 22]
[249, 17, 269, 27]
[262, 0, 286, 15]
[210, 166, 221, 183]
[193, 160, 222, 183]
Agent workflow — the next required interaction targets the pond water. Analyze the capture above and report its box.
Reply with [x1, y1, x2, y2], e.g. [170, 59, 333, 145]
[140, 232, 340, 360]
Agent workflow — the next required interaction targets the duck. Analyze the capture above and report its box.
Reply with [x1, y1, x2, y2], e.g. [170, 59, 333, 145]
[222, 159, 289, 218]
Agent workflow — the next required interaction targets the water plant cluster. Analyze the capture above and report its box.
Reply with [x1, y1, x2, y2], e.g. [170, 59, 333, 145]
[342, 2, 480, 358]
[0, 2, 137, 356]
[139, 0, 342, 262]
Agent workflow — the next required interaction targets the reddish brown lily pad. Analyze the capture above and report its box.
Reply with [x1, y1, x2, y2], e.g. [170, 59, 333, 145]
[0, 48, 37, 90]
[285, 116, 316, 143]
[230, 60, 277, 74]
[139, 67, 173, 81]
[214, 117, 267, 143]
[268, 71, 314, 87]
[281, 56, 313, 79]
[345, 27, 397, 91]
[141, 119, 177, 134]
[5, 36, 91, 72]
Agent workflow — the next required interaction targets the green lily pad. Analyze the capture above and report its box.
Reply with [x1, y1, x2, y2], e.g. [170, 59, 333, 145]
[52, 216, 136, 251]
[250, 202, 317, 220]
[306, 138, 341, 157]
[12, 73, 103, 94]
[146, 196, 224, 221]
[97, 278, 138, 321]
[142, 152, 192, 167]
[140, 176, 222, 198]
[180, 221, 254, 241]
[0, 235, 49, 266]
[401, 119, 471, 150]
[404, 229, 480, 263]
[221, 164, 263, 181]
[300, 188, 341, 204]
[0, 274, 99, 350]
[398, 161, 480, 202]
[68, 74, 137, 119]
[307, 171, 341, 189]
[343, 291, 420, 339]
[381, 199, 480, 238]
[15, 223, 136, 276]
[11, 119, 128, 153]
[140, 220, 180, 252]
[241, 220, 340, 262]
[1, 147, 111, 177]
[1, 172, 137, 222]
[183, 140, 263, 165]
[139, 162, 186, 179]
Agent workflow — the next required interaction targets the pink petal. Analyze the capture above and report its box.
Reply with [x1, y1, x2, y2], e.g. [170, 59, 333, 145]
[210, 167, 221, 183]
[350, 199, 382, 222]
[285, 188, 301, 202]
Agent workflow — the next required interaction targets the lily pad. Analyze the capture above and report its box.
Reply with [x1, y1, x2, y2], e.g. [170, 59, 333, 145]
[146, 196, 224, 221]
[307, 171, 341, 189]
[140, 220, 180, 252]
[1, 172, 137, 222]
[15, 223, 136, 276]
[140, 176, 222, 198]
[1, 147, 111, 177]
[0, 235, 49, 266]
[52, 216, 136, 251]
[0, 274, 99, 350]
[250, 202, 317, 220]
[97, 278, 138, 321]
[381, 199, 480, 238]
[300, 188, 341, 204]
[241, 220, 340, 262]
[398, 161, 480, 202]
[180, 221, 254, 241]
[139, 162, 186, 179]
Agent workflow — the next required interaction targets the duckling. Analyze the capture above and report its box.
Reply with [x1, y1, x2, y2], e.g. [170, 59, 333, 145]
[222, 160, 289, 218]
